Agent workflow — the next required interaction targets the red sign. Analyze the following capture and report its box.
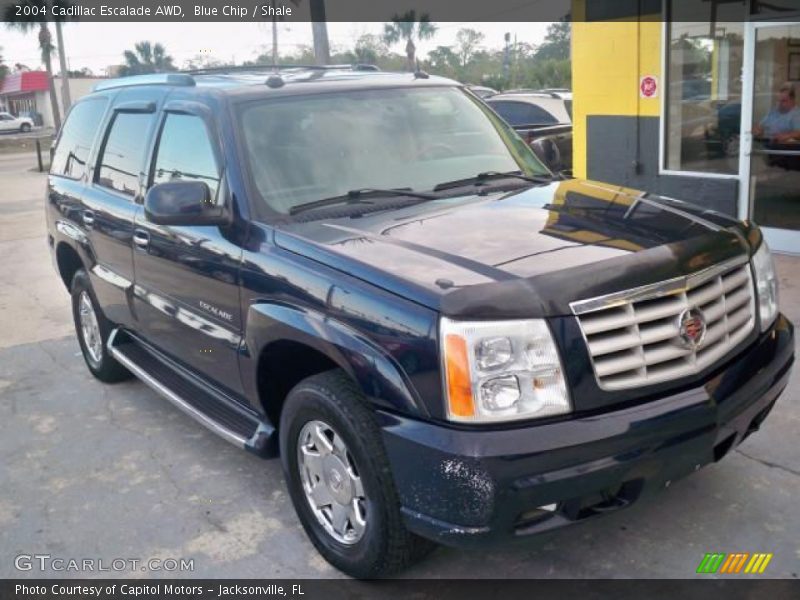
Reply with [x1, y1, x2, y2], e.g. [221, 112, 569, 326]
[640, 75, 658, 98]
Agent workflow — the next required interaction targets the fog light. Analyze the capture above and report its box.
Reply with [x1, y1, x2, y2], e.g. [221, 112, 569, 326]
[475, 336, 513, 370]
[480, 375, 520, 411]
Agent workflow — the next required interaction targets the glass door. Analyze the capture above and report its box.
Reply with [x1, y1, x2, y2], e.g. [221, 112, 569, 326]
[742, 22, 800, 255]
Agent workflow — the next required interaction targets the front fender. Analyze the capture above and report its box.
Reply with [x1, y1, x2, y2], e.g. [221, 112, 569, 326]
[240, 302, 429, 419]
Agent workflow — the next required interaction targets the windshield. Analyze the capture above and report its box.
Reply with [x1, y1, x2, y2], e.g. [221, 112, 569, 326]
[237, 86, 550, 215]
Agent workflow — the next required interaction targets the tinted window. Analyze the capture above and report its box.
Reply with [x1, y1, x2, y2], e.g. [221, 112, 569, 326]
[51, 98, 107, 179]
[96, 112, 154, 197]
[152, 114, 220, 200]
[490, 101, 557, 126]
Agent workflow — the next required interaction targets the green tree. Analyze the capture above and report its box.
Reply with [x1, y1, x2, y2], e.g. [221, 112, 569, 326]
[427, 45, 459, 76]
[382, 11, 437, 71]
[352, 34, 388, 65]
[3, 0, 68, 128]
[533, 20, 571, 61]
[454, 28, 484, 68]
[120, 42, 176, 76]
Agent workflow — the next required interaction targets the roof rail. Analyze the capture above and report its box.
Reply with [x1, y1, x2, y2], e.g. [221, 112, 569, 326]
[499, 88, 564, 98]
[93, 73, 195, 92]
[185, 63, 379, 75]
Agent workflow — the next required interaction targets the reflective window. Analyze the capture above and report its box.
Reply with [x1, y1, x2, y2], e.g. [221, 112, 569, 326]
[238, 87, 548, 215]
[151, 114, 220, 200]
[51, 98, 108, 179]
[665, 1, 745, 174]
[96, 112, 154, 197]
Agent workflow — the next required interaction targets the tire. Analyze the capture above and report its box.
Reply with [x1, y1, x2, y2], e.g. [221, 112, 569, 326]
[70, 269, 131, 383]
[19, 123, 31, 133]
[279, 370, 435, 578]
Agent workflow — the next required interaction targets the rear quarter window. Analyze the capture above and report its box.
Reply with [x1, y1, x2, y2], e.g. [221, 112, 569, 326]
[51, 98, 108, 179]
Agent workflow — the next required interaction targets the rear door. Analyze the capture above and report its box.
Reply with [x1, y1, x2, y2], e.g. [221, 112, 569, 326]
[132, 101, 245, 397]
[82, 89, 161, 326]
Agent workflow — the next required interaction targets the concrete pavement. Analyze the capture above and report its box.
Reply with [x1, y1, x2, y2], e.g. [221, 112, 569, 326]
[1, 151, 798, 579]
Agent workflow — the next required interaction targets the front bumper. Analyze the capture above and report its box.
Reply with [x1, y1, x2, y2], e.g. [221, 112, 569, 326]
[378, 314, 794, 547]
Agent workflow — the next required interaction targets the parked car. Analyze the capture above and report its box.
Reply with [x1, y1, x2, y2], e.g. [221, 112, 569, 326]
[487, 89, 573, 125]
[19, 109, 44, 127]
[466, 85, 498, 99]
[485, 91, 574, 173]
[46, 68, 793, 578]
[0, 111, 34, 133]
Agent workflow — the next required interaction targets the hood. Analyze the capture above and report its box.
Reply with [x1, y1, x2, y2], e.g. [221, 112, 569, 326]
[275, 179, 752, 317]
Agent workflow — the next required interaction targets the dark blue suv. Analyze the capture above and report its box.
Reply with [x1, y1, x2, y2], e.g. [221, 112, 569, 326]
[46, 67, 794, 577]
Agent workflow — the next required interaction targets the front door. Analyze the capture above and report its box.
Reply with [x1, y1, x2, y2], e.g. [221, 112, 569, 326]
[132, 105, 245, 398]
[741, 22, 800, 255]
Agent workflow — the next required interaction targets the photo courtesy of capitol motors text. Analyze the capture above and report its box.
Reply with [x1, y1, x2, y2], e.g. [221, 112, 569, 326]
[13, 584, 305, 597]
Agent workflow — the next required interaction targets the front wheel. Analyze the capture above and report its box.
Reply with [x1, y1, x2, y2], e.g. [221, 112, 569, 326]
[279, 370, 435, 578]
[70, 269, 131, 383]
[19, 123, 31, 133]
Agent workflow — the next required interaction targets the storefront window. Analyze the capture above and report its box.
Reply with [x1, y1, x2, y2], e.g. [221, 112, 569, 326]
[664, 2, 746, 173]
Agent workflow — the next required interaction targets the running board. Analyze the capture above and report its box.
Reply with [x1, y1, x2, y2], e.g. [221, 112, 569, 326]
[107, 329, 276, 457]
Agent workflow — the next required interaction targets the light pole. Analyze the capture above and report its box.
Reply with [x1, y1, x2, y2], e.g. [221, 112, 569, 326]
[54, 20, 71, 113]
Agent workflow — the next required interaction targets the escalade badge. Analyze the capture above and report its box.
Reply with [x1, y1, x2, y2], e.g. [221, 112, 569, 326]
[678, 308, 707, 350]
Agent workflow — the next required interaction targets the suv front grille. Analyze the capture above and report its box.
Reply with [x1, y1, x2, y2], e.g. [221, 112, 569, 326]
[570, 257, 755, 391]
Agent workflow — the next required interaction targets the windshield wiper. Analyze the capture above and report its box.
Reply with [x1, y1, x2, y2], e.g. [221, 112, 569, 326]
[432, 170, 554, 193]
[289, 187, 438, 216]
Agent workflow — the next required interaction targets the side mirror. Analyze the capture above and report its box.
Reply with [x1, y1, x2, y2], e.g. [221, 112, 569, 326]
[530, 137, 563, 173]
[144, 181, 229, 226]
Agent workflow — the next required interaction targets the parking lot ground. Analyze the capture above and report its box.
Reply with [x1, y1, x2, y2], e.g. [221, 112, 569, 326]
[1, 152, 798, 579]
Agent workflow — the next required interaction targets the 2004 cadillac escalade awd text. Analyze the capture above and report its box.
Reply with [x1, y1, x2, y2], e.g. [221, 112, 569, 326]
[46, 67, 794, 578]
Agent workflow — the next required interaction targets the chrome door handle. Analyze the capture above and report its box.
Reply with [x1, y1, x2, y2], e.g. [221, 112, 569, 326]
[82, 210, 95, 226]
[133, 230, 150, 249]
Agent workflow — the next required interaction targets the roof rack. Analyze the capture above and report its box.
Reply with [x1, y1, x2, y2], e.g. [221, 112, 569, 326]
[185, 63, 379, 75]
[93, 72, 195, 92]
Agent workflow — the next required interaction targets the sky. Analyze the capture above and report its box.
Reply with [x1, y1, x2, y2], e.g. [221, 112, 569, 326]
[0, 21, 552, 74]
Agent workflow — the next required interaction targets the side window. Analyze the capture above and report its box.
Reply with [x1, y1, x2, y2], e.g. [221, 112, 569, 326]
[489, 101, 528, 126]
[95, 111, 155, 198]
[151, 113, 220, 200]
[523, 104, 558, 125]
[51, 98, 108, 179]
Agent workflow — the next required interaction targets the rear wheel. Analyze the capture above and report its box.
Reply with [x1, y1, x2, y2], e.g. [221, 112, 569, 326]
[19, 123, 31, 133]
[279, 370, 435, 578]
[70, 269, 131, 383]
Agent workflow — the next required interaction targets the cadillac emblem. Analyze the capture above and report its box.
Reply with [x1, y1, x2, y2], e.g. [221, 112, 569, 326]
[678, 308, 707, 350]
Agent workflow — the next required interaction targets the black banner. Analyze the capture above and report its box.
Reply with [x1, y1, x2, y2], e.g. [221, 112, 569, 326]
[1, 0, 799, 23]
[3, 580, 800, 600]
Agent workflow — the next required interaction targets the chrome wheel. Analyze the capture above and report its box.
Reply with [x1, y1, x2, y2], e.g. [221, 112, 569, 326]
[297, 420, 367, 545]
[78, 291, 103, 364]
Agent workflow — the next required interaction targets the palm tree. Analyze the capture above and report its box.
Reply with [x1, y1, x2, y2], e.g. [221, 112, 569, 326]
[4, 0, 66, 129]
[382, 11, 437, 72]
[120, 42, 176, 77]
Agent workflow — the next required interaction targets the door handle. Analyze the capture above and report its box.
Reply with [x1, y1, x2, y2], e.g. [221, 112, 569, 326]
[133, 229, 150, 249]
[82, 210, 95, 227]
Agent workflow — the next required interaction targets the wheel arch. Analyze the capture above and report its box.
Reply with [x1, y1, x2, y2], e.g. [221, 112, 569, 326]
[55, 241, 85, 291]
[245, 302, 426, 429]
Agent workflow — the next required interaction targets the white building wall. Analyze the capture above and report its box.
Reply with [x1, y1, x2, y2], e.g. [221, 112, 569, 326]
[37, 77, 105, 128]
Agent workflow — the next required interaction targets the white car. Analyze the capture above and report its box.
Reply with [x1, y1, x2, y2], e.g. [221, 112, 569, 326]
[0, 112, 34, 133]
[486, 90, 572, 126]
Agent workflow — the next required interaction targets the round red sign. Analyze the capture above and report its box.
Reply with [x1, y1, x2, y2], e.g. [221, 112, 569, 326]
[640, 76, 658, 98]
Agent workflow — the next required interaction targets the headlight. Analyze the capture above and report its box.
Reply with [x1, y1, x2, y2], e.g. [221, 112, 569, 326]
[440, 317, 571, 423]
[751, 240, 779, 331]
